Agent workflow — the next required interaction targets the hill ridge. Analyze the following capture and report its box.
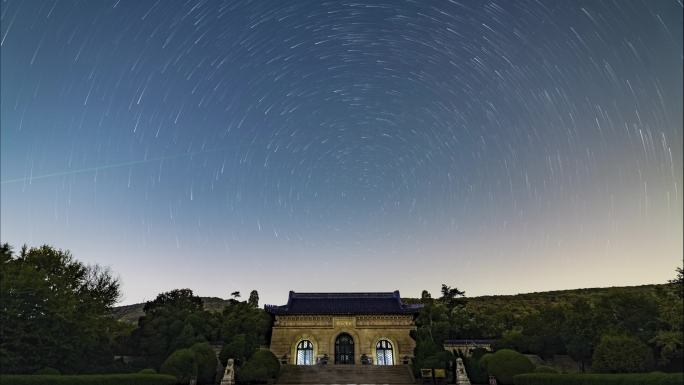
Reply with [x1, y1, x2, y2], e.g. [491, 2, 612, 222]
[111, 283, 667, 324]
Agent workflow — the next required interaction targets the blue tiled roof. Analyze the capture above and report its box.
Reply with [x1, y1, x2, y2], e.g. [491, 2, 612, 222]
[265, 291, 423, 315]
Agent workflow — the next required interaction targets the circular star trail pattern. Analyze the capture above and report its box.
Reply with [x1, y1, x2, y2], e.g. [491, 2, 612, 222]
[1, 0, 682, 304]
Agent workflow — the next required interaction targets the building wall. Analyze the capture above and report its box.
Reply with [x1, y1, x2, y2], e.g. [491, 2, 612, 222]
[270, 314, 417, 365]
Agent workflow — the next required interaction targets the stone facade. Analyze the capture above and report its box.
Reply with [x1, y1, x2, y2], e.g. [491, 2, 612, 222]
[266, 291, 422, 366]
[270, 314, 417, 365]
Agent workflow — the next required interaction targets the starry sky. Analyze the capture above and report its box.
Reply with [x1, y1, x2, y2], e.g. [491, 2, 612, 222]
[1, 0, 682, 306]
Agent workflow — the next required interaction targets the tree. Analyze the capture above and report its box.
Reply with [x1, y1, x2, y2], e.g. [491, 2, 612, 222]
[218, 300, 271, 357]
[669, 267, 683, 297]
[521, 305, 566, 358]
[439, 284, 466, 309]
[143, 289, 203, 316]
[132, 289, 207, 367]
[0, 244, 120, 374]
[248, 290, 259, 308]
[126, 287, 271, 372]
[173, 324, 199, 352]
[594, 291, 660, 343]
[565, 336, 592, 372]
[495, 329, 529, 353]
[651, 275, 683, 370]
[592, 335, 655, 373]
[220, 334, 249, 364]
[562, 298, 598, 372]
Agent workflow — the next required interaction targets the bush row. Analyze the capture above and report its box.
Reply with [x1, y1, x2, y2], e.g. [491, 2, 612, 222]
[482, 349, 535, 384]
[237, 349, 280, 383]
[0, 374, 177, 385]
[513, 372, 684, 385]
[159, 342, 218, 384]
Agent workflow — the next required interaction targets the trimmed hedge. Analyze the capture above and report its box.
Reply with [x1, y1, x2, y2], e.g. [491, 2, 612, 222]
[237, 350, 280, 383]
[483, 349, 535, 385]
[190, 342, 218, 384]
[33, 368, 60, 375]
[513, 372, 684, 385]
[534, 366, 559, 374]
[160, 348, 197, 384]
[0, 374, 177, 385]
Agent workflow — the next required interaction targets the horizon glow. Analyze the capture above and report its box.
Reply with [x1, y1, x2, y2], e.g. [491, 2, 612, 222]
[1, 0, 681, 307]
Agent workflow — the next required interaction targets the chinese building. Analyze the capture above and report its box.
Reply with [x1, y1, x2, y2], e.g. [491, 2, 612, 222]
[443, 339, 494, 356]
[265, 291, 423, 366]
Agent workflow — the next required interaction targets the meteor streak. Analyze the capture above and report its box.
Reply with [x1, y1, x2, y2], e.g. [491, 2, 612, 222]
[1, 147, 228, 185]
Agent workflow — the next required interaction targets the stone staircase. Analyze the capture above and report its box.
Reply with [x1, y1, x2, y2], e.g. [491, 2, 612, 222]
[277, 364, 414, 384]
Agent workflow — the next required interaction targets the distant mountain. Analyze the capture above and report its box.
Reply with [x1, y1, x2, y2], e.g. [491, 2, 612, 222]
[112, 284, 666, 324]
[111, 296, 232, 324]
[462, 284, 665, 320]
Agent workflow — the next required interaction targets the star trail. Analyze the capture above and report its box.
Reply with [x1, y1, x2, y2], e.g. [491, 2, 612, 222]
[1, 0, 682, 305]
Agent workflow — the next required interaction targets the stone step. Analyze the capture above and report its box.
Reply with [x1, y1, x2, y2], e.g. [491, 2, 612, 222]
[277, 365, 414, 384]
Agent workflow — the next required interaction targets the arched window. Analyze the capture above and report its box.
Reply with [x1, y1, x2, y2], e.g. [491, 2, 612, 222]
[296, 340, 314, 365]
[376, 339, 394, 365]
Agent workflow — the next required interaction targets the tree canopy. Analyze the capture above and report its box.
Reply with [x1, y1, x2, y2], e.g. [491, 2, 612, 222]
[413, 273, 683, 374]
[0, 244, 121, 374]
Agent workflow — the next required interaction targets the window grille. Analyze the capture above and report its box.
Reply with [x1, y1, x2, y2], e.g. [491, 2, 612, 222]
[296, 340, 313, 365]
[375, 339, 393, 365]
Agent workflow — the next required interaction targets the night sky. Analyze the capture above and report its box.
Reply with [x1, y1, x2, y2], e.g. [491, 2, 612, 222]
[1, 0, 682, 306]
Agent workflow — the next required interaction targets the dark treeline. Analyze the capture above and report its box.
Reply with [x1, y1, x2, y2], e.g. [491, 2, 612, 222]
[0, 243, 273, 382]
[412, 277, 683, 376]
[1, 243, 682, 383]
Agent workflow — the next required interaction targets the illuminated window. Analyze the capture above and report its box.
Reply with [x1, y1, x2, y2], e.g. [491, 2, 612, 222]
[376, 339, 393, 365]
[296, 340, 314, 365]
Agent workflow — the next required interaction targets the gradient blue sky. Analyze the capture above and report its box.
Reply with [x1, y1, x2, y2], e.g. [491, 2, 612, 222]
[1, 0, 682, 306]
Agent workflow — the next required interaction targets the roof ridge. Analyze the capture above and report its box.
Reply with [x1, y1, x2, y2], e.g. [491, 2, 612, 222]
[290, 291, 398, 298]
[264, 290, 423, 315]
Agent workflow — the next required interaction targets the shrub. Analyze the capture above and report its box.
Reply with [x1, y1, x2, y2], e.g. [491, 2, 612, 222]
[34, 368, 60, 375]
[484, 349, 535, 385]
[0, 374, 178, 385]
[513, 372, 684, 385]
[592, 335, 655, 373]
[237, 349, 280, 383]
[463, 349, 489, 384]
[252, 350, 280, 378]
[534, 365, 559, 374]
[480, 352, 493, 370]
[190, 342, 218, 384]
[138, 369, 157, 374]
[237, 365, 268, 384]
[160, 348, 198, 384]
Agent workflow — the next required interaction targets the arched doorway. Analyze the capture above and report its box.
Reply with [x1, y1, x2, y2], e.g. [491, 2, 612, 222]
[296, 340, 314, 365]
[375, 339, 394, 365]
[334, 333, 354, 364]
